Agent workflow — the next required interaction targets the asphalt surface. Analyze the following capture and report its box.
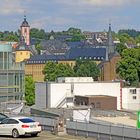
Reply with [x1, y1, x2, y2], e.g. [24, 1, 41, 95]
[0, 131, 96, 140]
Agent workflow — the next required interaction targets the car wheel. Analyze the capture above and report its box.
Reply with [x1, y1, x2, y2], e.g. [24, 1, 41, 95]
[12, 129, 19, 138]
[31, 133, 38, 137]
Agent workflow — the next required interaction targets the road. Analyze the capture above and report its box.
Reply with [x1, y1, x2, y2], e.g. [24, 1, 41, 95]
[0, 131, 96, 140]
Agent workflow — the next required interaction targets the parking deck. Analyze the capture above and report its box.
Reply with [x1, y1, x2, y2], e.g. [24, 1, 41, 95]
[0, 131, 96, 140]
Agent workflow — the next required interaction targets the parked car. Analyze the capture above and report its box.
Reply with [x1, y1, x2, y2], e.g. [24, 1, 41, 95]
[0, 117, 42, 138]
[0, 113, 8, 122]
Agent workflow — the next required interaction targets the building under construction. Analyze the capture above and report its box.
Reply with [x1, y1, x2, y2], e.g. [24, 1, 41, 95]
[0, 43, 24, 109]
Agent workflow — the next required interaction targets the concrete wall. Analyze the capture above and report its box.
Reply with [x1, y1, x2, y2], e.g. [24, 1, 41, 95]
[122, 88, 140, 111]
[47, 82, 120, 110]
[35, 82, 47, 109]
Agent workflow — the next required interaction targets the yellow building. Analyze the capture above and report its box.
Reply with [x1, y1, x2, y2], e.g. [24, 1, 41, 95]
[25, 47, 107, 82]
[15, 48, 31, 62]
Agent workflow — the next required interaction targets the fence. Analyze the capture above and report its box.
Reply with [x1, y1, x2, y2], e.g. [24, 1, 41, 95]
[66, 120, 140, 140]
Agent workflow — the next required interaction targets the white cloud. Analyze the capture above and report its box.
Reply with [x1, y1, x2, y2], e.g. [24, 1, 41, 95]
[30, 17, 76, 29]
[0, 0, 31, 15]
[55, 0, 139, 7]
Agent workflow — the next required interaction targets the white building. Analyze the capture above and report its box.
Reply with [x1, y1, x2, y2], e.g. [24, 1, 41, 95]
[35, 77, 121, 110]
[122, 88, 140, 111]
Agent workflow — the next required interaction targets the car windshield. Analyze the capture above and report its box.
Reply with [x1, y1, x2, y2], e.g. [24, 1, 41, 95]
[19, 118, 35, 123]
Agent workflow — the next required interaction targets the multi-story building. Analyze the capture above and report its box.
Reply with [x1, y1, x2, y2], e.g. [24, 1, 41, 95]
[0, 43, 24, 103]
[25, 47, 106, 82]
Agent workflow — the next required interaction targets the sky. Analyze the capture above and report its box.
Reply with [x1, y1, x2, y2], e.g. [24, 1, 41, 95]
[0, 0, 140, 32]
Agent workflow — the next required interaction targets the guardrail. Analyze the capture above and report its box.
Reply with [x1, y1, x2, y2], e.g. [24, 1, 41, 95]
[66, 120, 139, 140]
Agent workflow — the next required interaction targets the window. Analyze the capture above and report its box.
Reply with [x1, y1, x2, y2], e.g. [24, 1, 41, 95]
[1, 118, 9, 124]
[7, 119, 19, 124]
[19, 118, 35, 123]
[24, 28, 27, 33]
[133, 96, 137, 100]
[130, 89, 136, 94]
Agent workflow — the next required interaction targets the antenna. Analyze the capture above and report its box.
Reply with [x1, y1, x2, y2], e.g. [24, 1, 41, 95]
[24, 11, 26, 20]
[109, 19, 111, 26]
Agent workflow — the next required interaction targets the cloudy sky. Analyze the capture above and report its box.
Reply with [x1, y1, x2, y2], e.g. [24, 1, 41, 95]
[0, 0, 140, 32]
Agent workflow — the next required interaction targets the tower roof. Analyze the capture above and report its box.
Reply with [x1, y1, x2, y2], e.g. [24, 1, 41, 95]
[21, 15, 30, 27]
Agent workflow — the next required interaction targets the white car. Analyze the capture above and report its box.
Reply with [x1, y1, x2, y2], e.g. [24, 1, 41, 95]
[0, 117, 42, 138]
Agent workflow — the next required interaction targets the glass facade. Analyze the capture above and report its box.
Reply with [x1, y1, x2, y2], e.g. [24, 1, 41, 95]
[0, 44, 24, 103]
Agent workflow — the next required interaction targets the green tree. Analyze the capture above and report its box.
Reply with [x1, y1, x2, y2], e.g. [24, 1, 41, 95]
[42, 61, 74, 81]
[4, 34, 19, 42]
[74, 60, 100, 80]
[118, 29, 140, 38]
[30, 28, 47, 40]
[25, 76, 35, 106]
[35, 43, 41, 54]
[116, 43, 127, 56]
[135, 35, 140, 45]
[118, 33, 136, 44]
[116, 47, 140, 86]
[67, 27, 82, 35]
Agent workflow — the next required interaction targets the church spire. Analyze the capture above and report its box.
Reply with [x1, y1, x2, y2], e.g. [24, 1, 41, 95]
[106, 23, 115, 61]
[24, 11, 26, 20]
[108, 23, 114, 54]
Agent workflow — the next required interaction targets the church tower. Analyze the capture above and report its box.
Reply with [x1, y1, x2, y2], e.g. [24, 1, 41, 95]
[106, 23, 114, 61]
[108, 23, 114, 54]
[20, 15, 30, 46]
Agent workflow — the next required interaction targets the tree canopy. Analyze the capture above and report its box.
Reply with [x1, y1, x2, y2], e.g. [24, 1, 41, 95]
[42, 60, 100, 81]
[116, 43, 127, 56]
[116, 47, 140, 86]
[25, 76, 35, 106]
[42, 61, 74, 81]
[0, 31, 19, 42]
[73, 59, 100, 80]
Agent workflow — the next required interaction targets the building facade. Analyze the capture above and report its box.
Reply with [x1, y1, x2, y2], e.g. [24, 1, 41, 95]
[122, 88, 140, 111]
[35, 77, 121, 110]
[25, 47, 106, 82]
[0, 43, 24, 103]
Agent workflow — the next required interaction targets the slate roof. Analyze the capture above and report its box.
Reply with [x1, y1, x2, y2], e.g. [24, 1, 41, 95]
[66, 41, 86, 48]
[66, 48, 106, 60]
[21, 16, 29, 27]
[41, 39, 68, 50]
[55, 35, 72, 41]
[26, 54, 66, 64]
[26, 47, 106, 64]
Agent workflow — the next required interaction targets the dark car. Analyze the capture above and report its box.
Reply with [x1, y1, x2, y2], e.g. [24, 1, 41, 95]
[0, 113, 8, 122]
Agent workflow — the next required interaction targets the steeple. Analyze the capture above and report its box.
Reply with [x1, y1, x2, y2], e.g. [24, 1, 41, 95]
[108, 23, 114, 54]
[24, 14, 26, 22]
[21, 14, 30, 27]
[20, 14, 30, 46]
[105, 23, 115, 61]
